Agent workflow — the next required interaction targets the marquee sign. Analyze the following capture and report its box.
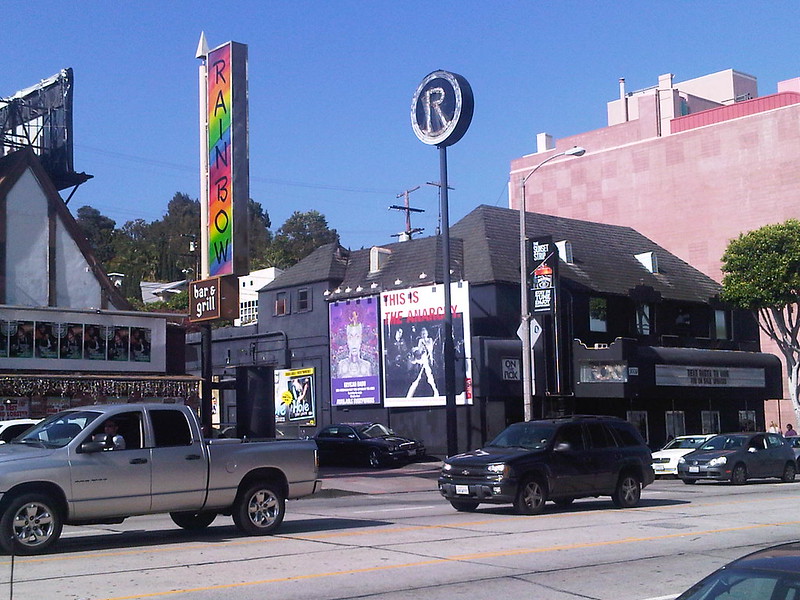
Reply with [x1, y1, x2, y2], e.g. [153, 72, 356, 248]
[410, 70, 474, 147]
[205, 41, 249, 277]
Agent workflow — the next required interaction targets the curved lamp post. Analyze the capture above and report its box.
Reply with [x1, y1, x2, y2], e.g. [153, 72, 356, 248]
[519, 146, 586, 421]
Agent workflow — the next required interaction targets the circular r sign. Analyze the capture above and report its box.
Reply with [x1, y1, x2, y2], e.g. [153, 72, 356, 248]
[410, 70, 474, 147]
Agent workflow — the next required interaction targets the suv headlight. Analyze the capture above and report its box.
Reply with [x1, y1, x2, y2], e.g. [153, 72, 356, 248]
[487, 463, 507, 476]
[442, 462, 453, 472]
[708, 456, 727, 467]
[678, 457, 686, 464]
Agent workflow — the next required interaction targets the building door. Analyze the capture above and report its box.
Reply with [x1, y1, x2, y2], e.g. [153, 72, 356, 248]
[701, 411, 720, 435]
[665, 411, 686, 440]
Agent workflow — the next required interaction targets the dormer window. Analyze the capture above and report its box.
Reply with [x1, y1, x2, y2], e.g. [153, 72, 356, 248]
[635, 251, 658, 273]
[369, 247, 392, 273]
[555, 240, 573, 264]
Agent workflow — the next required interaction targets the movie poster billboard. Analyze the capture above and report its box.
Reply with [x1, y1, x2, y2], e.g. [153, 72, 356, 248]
[381, 282, 472, 408]
[274, 367, 316, 424]
[329, 297, 381, 406]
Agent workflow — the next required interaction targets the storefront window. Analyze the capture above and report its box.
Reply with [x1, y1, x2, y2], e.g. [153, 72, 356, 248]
[739, 410, 756, 432]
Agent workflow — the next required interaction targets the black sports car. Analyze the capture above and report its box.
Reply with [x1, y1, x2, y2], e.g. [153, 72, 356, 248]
[314, 422, 426, 468]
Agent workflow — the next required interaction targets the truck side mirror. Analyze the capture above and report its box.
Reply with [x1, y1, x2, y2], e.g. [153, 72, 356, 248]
[79, 440, 106, 454]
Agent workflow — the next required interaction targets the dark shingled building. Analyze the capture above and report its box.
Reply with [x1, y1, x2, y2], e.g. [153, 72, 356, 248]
[187, 205, 780, 454]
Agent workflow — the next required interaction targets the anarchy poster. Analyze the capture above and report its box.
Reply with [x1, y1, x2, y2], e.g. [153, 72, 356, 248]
[381, 282, 472, 408]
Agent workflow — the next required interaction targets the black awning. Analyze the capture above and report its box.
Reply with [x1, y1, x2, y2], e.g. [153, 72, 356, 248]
[636, 346, 781, 370]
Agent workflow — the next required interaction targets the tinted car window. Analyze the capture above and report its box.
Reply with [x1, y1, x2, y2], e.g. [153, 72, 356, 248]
[151, 409, 192, 447]
[606, 421, 643, 447]
[586, 423, 616, 449]
[554, 424, 585, 451]
[488, 422, 555, 450]
[767, 433, 785, 448]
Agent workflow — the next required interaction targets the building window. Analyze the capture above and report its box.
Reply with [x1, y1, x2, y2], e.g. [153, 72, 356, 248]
[240, 300, 258, 325]
[714, 309, 730, 340]
[665, 411, 685, 440]
[297, 288, 311, 312]
[589, 297, 607, 332]
[579, 362, 628, 383]
[675, 307, 691, 330]
[635, 303, 652, 335]
[701, 411, 720, 435]
[274, 292, 289, 316]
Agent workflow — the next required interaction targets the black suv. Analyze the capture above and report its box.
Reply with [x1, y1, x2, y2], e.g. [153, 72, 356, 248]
[438, 415, 654, 514]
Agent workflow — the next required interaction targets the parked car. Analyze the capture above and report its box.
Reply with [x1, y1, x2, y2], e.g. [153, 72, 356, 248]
[788, 436, 800, 468]
[675, 540, 800, 599]
[677, 432, 796, 485]
[314, 422, 426, 468]
[652, 434, 715, 477]
[0, 419, 39, 443]
[438, 415, 654, 514]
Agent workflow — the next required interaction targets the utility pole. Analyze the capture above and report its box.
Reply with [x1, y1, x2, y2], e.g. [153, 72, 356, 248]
[426, 181, 454, 235]
[389, 186, 424, 240]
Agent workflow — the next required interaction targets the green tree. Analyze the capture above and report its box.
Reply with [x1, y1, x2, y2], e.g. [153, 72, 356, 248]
[720, 220, 800, 423]
[248, 198, 273, 269]
[267, 210, 339, 268]
[75, 205, 116, 263]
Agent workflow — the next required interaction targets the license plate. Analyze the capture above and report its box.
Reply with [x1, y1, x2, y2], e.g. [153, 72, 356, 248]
[408, 449, 416, 456]
[689, 466, 699, 473]
[455, 485, 469, 495]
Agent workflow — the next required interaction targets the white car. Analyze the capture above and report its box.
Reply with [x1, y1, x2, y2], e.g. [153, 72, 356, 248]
[652, 434, 715, 477]
[0, 419, 39, 443]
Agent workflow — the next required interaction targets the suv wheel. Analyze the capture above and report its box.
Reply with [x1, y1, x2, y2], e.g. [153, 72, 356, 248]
[514, 476, 546, 515]
[612, 473, 642, 508]
[449, 500, 479, 512]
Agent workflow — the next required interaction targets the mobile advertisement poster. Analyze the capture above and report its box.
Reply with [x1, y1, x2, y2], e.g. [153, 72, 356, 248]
[274, 367, 316, 424]
[329, 297, 381, 406]
[381, 282, 472, 408]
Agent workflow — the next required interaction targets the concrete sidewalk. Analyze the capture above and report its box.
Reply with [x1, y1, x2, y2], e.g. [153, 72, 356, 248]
[317, 459, 443, 496]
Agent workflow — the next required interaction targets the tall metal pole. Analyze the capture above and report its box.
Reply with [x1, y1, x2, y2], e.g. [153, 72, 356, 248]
[197, 33, 213, 435]
[439, 145, 458, 457]
[519, 180, 533, 422]
[519, 146, 586, 423]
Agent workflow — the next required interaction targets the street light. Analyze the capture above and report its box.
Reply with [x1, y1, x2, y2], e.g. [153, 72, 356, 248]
[519, 146, 586, 421]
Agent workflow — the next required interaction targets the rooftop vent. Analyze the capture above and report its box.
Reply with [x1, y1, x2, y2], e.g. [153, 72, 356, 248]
[635, 251, 658, 273]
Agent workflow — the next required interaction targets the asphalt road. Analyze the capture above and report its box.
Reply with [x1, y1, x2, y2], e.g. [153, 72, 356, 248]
[3, 467, 800, 600]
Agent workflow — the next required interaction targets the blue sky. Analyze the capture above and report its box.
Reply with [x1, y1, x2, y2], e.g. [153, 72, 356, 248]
[4, 1, 799, 250]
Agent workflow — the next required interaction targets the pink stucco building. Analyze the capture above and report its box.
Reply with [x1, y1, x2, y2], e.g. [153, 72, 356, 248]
[509, 68, 800, 425]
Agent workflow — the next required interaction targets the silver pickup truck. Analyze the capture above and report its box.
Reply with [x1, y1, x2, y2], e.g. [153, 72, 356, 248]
[0, 403, 319, 554]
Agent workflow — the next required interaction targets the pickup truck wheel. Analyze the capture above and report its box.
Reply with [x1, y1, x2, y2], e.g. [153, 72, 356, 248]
[0, 493, 63, 555]
[514, 476, 547, 515]
[233, 482, 285, 535]
[612, 473, 642, 508]
[170, 511, 217, 530]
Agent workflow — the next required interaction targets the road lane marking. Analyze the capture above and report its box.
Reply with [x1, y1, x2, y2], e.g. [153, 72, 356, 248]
[89, 520, 800, 600]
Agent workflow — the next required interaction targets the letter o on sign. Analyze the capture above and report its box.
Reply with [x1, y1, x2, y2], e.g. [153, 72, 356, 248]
[410, 70, 474, 147]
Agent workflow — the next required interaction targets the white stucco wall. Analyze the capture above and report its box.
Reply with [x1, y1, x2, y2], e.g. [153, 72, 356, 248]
[6, 170, 48, 306]
[56, 217, 103, 308]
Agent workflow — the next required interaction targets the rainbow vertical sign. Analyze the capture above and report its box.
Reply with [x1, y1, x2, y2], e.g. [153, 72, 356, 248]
[206, 41, 249, 276]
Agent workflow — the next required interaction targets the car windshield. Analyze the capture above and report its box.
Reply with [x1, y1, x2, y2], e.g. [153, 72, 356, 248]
[487, 423, 556, 450]
[663, 436, 709, 450]
[699, 435, 747, 451]
[13, 410, 101, 449]
[677, 566, 800, 599]
[358, 423, 392, 438]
